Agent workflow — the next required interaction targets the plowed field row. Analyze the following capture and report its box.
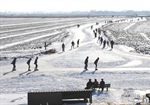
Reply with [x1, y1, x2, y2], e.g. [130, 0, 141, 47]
[0, 18, 102, 51]
[1, 31, 67, 51]
[0, 18, 80, 26]
[0, 18, 94, 37]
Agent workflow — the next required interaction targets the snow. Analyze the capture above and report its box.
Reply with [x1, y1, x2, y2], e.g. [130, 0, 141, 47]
[0, 18, 150, 105]
[141, 33, 150, 41]
[124, 23, 135, 30]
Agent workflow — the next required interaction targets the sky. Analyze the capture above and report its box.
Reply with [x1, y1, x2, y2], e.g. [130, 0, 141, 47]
[0, 0, 150, 13]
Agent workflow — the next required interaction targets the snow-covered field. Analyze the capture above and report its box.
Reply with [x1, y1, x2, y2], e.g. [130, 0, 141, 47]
[0, 17, 150, 105]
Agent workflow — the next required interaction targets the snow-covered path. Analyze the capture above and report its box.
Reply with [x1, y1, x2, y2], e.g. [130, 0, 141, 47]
[41, 23, 150, 68]
[140, 33, 150, 41]
[0, 23, 150, 105]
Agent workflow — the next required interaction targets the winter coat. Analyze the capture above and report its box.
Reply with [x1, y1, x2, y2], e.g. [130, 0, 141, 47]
[27, 58, 31, 65]
[11, 58, 16, 64]
[100, 80, 105, 88]
[34, 57, 38, 64]
[84, 57, 88, 64]
[87, 81, 93, 89]
[94, 58, 99, 64]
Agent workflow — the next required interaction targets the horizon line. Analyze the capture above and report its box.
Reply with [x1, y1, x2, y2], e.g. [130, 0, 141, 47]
[1, 10, 150, 13]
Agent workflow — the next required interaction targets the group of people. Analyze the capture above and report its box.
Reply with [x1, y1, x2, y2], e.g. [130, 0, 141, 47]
[92, 25, 115, 50]
[92, 27, 101, 38]
[11, 57, 39, 71]
[61, 39, 80, 52]
[85, 78, 105, 91]
[84, 56, 99, 70]
[97, 35, 114, 50]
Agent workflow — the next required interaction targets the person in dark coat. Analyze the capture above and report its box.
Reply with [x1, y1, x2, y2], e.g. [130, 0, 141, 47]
[93, 30, 97, 38]
[77, 39, 80, 47]
[62, 43, 65, 52]
[85, 79, 93, 89]
[91, 25, 93, 30]
[71, 41, 75, 49]
[102, 40, 106, 49]
[93, 79, 99, 89]
[84, 56, 89, 70]
[11, 57, 17, 71]
[27, 58, 32, 71]
[44, 42, 47, 50]
[100, 78, 105, 91]
[34, 57, 38, 70]
[77, 24, 80, 28]
[110, 40, 114, 50]
[98, 28, 101, 35]
[95, 28, 98, 32]
[94, 57, 99, 70]
[100, 37, 103, 45]
[106, 40, 109, 48]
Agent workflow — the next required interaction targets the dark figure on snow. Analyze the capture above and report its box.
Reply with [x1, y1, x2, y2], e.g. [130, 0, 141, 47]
[100, 78, 105, 91]
[95, 28, 98, 32]
[97, 36, 101, 43]
[71, 41, 75, 49]
[44, 42, 47, 50]
[77, 39, 80, 47]
[85, 79, 93, 89]
[91, 25, 93, 30]
[106, 40, 109, 48]
[62, 43, 65, 52]
[11, 57, 17, 71]
[34, 57, 38, 70]
[102, 40, 106, 49]
[94, 57, 99, 70]
[93, 30, 97, 38]
[93, 79, 99, 89]
[98, 28, 101, 35]
[77, 24, 80, 28]
[100, 37, 103, 45]
[27, 58, 32, 71]
[110, 40, 114, 50]
[84, 56, 89, 70]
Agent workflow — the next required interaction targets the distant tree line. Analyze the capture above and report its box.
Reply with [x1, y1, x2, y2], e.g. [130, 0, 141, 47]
[0, 10, 150, 18]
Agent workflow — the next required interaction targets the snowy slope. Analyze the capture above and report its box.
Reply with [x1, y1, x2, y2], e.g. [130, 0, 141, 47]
[0, 22, 150, 105]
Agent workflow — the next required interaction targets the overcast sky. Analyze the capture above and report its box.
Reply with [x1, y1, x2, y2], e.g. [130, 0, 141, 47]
[0, 0, 150, 13]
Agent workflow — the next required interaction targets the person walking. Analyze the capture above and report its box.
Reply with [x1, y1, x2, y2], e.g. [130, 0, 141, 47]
[94, 57, 99, 70]
[97, 36, 101, 43]
[77, 39, 80, 47]
[100, 37, 103, 46]
[106, 40, 109, 48]
[84, 56, 89, 70]
[102, 40, 106, 49]
[44, 42, 47, 50]
[91, 25, 93, 30]
[71, 41, 75, 49]
[27, 58, 32, 71]
[100, 78, 105, 91]
[62, 43, 65, 52]
[98, 28, 101, 35]
[34, 57, 38, 70]
[93, 30, 97, 38]
[110, 40, 114, 50]
[11, 57, 17, 71]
